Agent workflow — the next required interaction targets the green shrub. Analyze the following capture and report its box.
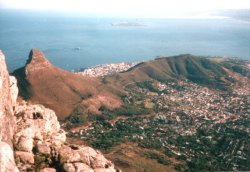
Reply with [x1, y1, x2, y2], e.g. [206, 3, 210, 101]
[34, 154, 49, 171]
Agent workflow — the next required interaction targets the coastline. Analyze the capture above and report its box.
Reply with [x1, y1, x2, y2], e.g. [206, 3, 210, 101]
[76, 62, 139, 77]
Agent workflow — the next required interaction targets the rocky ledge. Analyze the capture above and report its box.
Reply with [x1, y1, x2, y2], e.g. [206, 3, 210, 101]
[0, 50, 117, 172]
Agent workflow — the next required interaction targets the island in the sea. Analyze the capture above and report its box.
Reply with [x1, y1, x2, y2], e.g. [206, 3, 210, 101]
[111, 22, 146, 27]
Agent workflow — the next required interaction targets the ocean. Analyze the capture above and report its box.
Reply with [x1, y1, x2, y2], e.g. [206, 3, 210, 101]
[1, 10, 250, 72]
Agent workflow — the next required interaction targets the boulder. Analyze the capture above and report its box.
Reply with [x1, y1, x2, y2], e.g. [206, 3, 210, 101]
[63, 163, 76, 172]
[14, 103, 61, 138]
[59, 145, 80, 164]
[77, 147, 114, 169]
[50, 129, 67, 146]
[16, 135, 34, 152]
[15, 151, 34, 164]
[14, 103, 63, 153]
[59, 145, 115, 171]
[36, 141, 51, 155]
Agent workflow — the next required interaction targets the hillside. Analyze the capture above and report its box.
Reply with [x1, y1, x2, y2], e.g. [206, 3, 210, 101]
[104, 54, 233, 90]
[13, 49, 121, 120]
[14, 51, 236, 121]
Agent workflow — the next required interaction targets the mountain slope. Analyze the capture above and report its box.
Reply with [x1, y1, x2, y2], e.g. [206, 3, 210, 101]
[13, 49, 121, 120]
[105, 54, 233, 90]
[14, 51, 234, 121]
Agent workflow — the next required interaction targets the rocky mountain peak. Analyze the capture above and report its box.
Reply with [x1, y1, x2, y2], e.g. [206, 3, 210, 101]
[25, 49, 51, 74]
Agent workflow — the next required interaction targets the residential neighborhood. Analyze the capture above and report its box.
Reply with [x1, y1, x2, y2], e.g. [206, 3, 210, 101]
[68, 69, 249, 171]
[76, 62, 138, 77]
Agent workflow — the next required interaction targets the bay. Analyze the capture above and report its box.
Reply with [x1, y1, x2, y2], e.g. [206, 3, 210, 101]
[0, 10, 250, 72]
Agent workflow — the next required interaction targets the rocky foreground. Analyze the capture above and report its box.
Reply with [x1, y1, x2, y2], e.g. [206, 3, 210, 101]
[0, 50, 117, 172]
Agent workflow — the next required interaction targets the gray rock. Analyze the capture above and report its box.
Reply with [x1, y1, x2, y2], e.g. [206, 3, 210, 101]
[14, 104, 61, 140]
[0, 141, 19, 172]
[16, 135, 34, 152]
[59, 145, 115, 171]
[63, 163, 76, 172]
[36, 141, 51, 155]
[59, 145, 78, 164]
[15, 151, 34, 164]
[77, 147, 114, 169]
[50, 129, 66, 146]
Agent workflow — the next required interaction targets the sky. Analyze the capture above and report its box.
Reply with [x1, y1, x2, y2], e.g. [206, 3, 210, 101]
[1, 0, 250, 18]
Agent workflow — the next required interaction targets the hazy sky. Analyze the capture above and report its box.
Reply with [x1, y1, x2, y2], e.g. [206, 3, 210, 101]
[1, 0, 250, 17]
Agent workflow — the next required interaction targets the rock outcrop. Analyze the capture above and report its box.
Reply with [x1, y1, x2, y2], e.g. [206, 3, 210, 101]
[0, 50, 16, 146]
[13, 95, 115, 172]
[0, 50, 117, 172]
[0, 50, 19, 172]
[25, 49, 52, 74]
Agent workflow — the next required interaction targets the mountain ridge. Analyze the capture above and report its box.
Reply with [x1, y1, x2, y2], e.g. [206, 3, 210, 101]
[13, 49, 121, 120]
[105, 54, 233, 91]
[13, 50, 237, 120]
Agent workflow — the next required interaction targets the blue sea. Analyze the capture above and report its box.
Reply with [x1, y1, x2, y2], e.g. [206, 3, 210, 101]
[1, 10, 250, 72]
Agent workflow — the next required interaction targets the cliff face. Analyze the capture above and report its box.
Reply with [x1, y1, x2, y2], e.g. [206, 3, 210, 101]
[0, 50, 117, 172]
[0, 50, 15, 145]
[0, 50, 19, 171]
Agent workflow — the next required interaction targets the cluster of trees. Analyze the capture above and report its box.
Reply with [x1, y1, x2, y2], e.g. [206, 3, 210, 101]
[144, 152, 171, 165]
[90, 120, 143, 150]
